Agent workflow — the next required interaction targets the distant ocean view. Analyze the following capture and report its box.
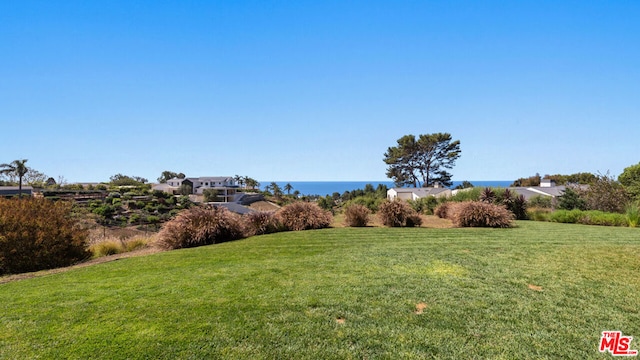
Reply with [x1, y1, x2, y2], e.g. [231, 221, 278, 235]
[262, 181, 514, 196]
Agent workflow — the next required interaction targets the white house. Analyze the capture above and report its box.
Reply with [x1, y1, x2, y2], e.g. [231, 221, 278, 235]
[387, 185, 452, 201]
[154, 176, 239, 202]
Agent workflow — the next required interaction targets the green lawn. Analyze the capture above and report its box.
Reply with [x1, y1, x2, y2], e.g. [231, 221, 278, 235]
[1, 221, 639, 359]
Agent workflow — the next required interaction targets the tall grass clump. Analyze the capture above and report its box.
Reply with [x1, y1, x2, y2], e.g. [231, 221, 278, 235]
[0, 198, 90, 275]
[549, 209, 628, 227]
[156, 206, 245, 250]
[434, 202, 452, 219]
[449, 187, 482, 202]
[343, 204, 371, 227]
[277, 202, 333, 231]
[89, 240, 124, 258]
[449, 201, 514, 228]
[245, 211, 280, 235]
[626, 202, 639, 228]
[377, 200, 422, 227]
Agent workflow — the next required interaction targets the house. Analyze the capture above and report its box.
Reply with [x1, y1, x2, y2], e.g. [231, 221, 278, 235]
[509, 180, 587, 201]
[0, 186, 34, 198]
[153, 176, 239, 202]
[387, 184, 452, 201]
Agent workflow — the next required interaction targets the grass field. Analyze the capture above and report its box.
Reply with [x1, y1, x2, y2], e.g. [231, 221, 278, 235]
[1, 221, 639, 359]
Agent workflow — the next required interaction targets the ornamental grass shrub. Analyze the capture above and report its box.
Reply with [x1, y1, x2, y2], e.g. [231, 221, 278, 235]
[448, 201, 514, 228]
[277, 202, 333, 231]
[156, 206, 245, 250]
[245, 211, 281, 236]
[377, 200, 422, 227]
[343, 204, 371, 227]
[0, 198, 90, 275]
[434, 202, 452, 219]
[626, 202, 639, 228]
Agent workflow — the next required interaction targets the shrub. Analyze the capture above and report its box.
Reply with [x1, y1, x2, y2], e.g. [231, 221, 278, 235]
[434, 202, 453, 219]
[528, 195, 553, 209]
[377, 200, 421, 227]
[577, 211, 627, 227]
[245, 211, 280, 235]
[626, 202, 640, 228]
[407, 196, 439, 215]
[156, 206, 245, 250]
[343, 204, 371, 227]
[449, 187, 482, 202]
[557, 187, 587, 210]
[89, 240, 124, 258]
[405, 212, 423, 227]
[0, 198, 90, 275]
[277, 202, 333, 231]
[345, 195, 385, 212]
[581, 173, 630, 213]
[479, 187, 496, 203]
[549, 209, 583, 224]
[124, 236, 151, 252]
[449, 201, 514, 228]
[527, 207, 552, 222]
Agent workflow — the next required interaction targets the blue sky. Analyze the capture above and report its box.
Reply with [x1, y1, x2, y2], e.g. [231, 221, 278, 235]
[1, 1, 638, 183]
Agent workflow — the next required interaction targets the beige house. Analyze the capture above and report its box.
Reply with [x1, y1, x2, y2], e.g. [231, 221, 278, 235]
[153, 176, 239, 202]
[387, 185, 452, 201]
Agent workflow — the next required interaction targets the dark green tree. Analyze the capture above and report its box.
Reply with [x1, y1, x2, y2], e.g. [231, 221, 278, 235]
[0, 159, 29, 198]
[619, 162, 640, 200]
[158, 171, 185, 183]
[284, 183, 294, 195]
[384, 133, 461, 187]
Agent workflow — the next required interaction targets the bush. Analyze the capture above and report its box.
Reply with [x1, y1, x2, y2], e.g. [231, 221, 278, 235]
[277, 202, 333, 231]
[626, 202, 640, 228]
[345, 195, 385, 212]
[449, 201, 514, 228]
[434, 202, 452, 219]
[89, 240, 124, 258]
[343, 204, 371, 227]
[0, 198, 90, 275]
[527, 207, 552, 221]
[156, 206, 245, 250]
[124, 236, 150, 252]
[245, 211, 280, 235]
[528, 195, 553, 209]
[407, 196, 439, 215]
[449, 187, 482, 202]
[377, 200, 421, 227]
[549, 209, 627, 227]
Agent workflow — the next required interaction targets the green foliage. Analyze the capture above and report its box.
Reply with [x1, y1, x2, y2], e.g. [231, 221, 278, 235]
[549, 209, 628, 226]
[447, 201, 514, 228]
[454, 180, 474, 190]
[407, 196, 438, 215]
[343, 204, 371, 227]
[156, 206, 245, 250]
[528, 195, 553, 209]
[625, 202, 639, 228]
[0, 198, 90, 275]
[449, 187, 481, 202]
[203, 189, 221, 202]
[179, 184, 193, 196]
[345, 195, 385, 212]
[557, 187, 586, 210]
[157, 171, 185, 183]
[277, 202, 333, 231]
[527, 208, 552, 221]
[510, 174, 541, 187]
[316, 195, 335, 211]
[109, 173, 148, 186]
[377, 200, 421, 227]
[619, 162, 640, 200]
[384, 132, 461, 187]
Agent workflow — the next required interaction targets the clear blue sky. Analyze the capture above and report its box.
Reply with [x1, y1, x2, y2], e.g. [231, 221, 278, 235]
[1, 1, 638, 183]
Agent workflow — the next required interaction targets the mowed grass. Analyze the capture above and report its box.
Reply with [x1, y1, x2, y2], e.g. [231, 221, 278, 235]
[1, 221, 639, 359]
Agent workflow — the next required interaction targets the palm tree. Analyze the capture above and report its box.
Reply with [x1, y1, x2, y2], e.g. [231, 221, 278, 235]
[284, 183, 293, 195]
[0, 159, 29, 198]
[269, 182, 283, 198]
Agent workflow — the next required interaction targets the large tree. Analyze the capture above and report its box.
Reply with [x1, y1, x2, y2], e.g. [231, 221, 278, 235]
[619, 162, 640, 200]
[383, 133, 461, 188]
[0, 159, 29, 198]
[158, 171, 185, 183]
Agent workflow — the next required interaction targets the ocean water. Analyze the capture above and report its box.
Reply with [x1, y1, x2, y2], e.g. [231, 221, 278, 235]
[262, 180, 513, 196]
